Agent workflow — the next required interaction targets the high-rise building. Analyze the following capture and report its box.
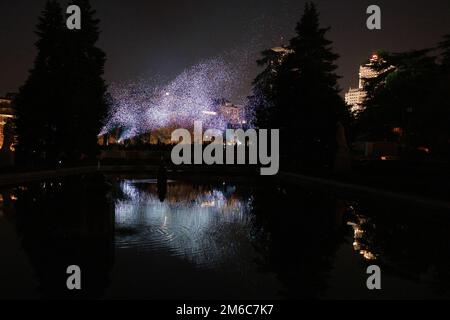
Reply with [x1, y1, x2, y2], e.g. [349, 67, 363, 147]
[345, 87, 367, 114]
[345, 54, 381, 115]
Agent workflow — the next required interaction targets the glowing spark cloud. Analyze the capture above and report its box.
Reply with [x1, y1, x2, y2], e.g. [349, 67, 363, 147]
[103, 57, 249, 141]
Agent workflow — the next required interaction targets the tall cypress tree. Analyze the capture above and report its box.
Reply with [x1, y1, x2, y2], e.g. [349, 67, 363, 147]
[14, 0, 108, 165]
[250, 3, 348, 169]
[63, 0, 108, 161]
[15, 0, 65, 164]
[277, 2, 347, 167]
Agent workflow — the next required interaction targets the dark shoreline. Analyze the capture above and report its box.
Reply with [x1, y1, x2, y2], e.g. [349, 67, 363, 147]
[0, 164, 448, 211]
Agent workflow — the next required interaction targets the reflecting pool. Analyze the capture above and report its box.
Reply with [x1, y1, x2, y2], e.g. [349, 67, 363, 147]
[0, 174, 450, 299]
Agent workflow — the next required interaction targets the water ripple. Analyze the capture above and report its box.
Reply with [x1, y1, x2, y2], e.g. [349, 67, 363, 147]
[115, 180, 256, 268]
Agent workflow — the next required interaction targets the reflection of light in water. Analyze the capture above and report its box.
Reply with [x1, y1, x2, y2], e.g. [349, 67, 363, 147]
[115, 180, 255, 268]
[360, 250, 377, 261]
[347, 209, 378, 261]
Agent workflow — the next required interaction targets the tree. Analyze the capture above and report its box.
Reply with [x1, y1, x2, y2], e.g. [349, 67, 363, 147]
[428, 35, 450, 156]
[356, 38, 450, 159]
[14, 0, 108, 165]
[14, 0, 65, 164]
[358, 50, 441, 155]
[280, 3, 348, 167]
[439, 34, 450, 68]
[250, 2, 349, 168]
[63, 0, 108, 161]
[248, 48, 288, 129]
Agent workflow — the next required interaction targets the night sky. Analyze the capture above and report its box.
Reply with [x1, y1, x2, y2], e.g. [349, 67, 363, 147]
[1, 0, 450, 102]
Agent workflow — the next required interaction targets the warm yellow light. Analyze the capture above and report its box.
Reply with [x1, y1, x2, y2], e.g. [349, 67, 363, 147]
[360, 250, 377, 261]
[201, 201, 215, 208]
[417, 146, 430, 154]
[392, 127, 403, 135]
[202, 111, 218, 116]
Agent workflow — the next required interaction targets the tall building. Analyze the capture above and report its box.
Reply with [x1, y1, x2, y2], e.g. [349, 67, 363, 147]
[345, 54, 381, 115]
[345, 87, 367, 114]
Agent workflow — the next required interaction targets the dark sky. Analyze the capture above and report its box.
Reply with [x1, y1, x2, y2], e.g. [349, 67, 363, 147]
[1, 0, 450, 102]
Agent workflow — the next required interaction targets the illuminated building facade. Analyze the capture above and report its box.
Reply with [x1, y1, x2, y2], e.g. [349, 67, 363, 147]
[0, 94, 15, 150]
[345, 54, 381, 115]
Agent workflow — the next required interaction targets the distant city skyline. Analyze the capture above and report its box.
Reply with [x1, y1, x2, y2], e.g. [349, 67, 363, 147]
[1, 0, 450, 102]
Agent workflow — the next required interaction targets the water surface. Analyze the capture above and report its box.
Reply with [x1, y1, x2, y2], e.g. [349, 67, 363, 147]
[0, 174, 449, 299]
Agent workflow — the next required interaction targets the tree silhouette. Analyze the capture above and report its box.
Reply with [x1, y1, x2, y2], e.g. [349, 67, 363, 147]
[279, 2, 348, 168]
[14, 0, 65, 164]
[357, 43, 450, 158]
[439, 34, 450, 68]
[250, 3, 349, 169]
[429, 35, 450, 157]
[14, 0, 108, 166]
[248, 48, 286, 129]
[359, 51, 436, 143]
[63, 0, 108, 161]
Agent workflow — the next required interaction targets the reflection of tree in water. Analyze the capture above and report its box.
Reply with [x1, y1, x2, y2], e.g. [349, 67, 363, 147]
[248, 185, 349, 299]
[347, 202, 450, 295]
[5, 173, 115, 299]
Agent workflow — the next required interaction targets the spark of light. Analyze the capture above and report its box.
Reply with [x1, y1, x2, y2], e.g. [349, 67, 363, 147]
[102, 56, 251, 140]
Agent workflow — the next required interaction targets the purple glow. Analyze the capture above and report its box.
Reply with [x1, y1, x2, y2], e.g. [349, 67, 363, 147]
[102, 56, 254, 141]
